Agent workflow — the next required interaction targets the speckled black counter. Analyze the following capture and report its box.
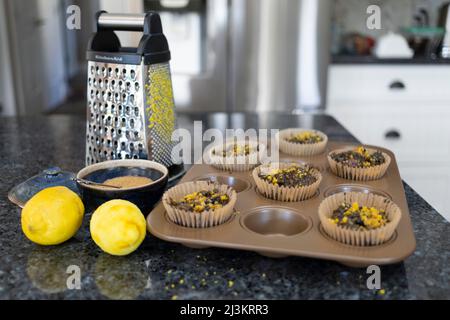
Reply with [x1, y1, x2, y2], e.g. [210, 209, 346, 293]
[0, 112, 448, 299]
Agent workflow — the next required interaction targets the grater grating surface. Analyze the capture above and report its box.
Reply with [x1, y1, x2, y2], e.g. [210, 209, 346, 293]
[86, 61, 147, 165]
[86, 61, 177, 167]
[144, 63, 177, 168]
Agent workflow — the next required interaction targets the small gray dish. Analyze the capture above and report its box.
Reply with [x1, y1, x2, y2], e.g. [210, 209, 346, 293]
[8, 167, 80, 208]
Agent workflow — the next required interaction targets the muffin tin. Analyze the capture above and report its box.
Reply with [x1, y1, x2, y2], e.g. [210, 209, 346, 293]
[147, 141, 416, 267]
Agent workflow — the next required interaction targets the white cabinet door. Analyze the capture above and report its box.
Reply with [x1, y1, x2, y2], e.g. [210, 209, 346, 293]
[328, 65, 450, 104]
[329, 103, 450, 164]
[400, 165, 450, 222]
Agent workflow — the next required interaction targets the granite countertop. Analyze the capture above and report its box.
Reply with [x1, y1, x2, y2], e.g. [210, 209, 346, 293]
[0, 112, 449, 300]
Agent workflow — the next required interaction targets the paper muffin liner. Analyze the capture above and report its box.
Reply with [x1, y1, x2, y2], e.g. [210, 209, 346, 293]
[327, 147, 391, 181]
[318, 191, 401, 246]
[162, 181, 237, 228]
[252, 162, 322, 202]
[276, 128, 328, 157]
[207, 140, 266, 172]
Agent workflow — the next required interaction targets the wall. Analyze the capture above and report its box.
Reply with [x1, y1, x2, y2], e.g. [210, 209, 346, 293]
[37, 0, 69, 111]
[0, 0, 16, 116]
[2, 0, 70, 115]
[0, 23, 3, 114]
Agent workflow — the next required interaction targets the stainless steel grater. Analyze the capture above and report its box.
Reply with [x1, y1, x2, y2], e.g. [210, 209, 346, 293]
[86, 12, 182, 176]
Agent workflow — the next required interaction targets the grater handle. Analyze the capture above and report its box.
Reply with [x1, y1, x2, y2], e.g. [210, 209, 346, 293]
[98, 13, 147, 31]
[97, 12, 163, 34]
[89, 11, 170, 64]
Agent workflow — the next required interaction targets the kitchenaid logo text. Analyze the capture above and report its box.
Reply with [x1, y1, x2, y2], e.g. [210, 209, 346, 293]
[171, 121, 279, 165]
[95, 55, 123, 63]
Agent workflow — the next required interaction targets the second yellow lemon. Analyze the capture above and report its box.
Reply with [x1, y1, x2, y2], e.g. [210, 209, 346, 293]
[90, 200, 146, 256]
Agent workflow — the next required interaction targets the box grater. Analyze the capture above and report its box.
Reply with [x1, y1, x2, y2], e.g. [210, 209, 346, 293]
[86, 11, 183, 177]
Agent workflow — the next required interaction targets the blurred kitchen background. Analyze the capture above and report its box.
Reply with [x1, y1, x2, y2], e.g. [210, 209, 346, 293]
[1, 0, 450, 221]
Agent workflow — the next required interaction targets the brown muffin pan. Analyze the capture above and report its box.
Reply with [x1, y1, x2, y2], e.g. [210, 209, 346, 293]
[147, 141, 416, 267]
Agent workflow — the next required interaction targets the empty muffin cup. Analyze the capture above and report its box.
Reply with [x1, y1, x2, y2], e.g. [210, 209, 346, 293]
[241, 207, 311, 236]
[323, 184, 391, 199]
[195, 175, 251, 193]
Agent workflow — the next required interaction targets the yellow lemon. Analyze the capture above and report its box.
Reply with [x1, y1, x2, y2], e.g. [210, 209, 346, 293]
[21, 186, 84, 245]
[90, 200, 146, 256]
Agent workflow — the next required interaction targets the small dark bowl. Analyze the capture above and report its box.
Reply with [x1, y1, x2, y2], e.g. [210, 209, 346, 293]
[76, 160, 168, 214]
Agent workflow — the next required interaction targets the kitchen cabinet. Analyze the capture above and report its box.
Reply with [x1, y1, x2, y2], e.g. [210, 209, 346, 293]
[328, 65, 450, 103]
[400, 164, 450, 217]
[327, 64, 450, 221]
